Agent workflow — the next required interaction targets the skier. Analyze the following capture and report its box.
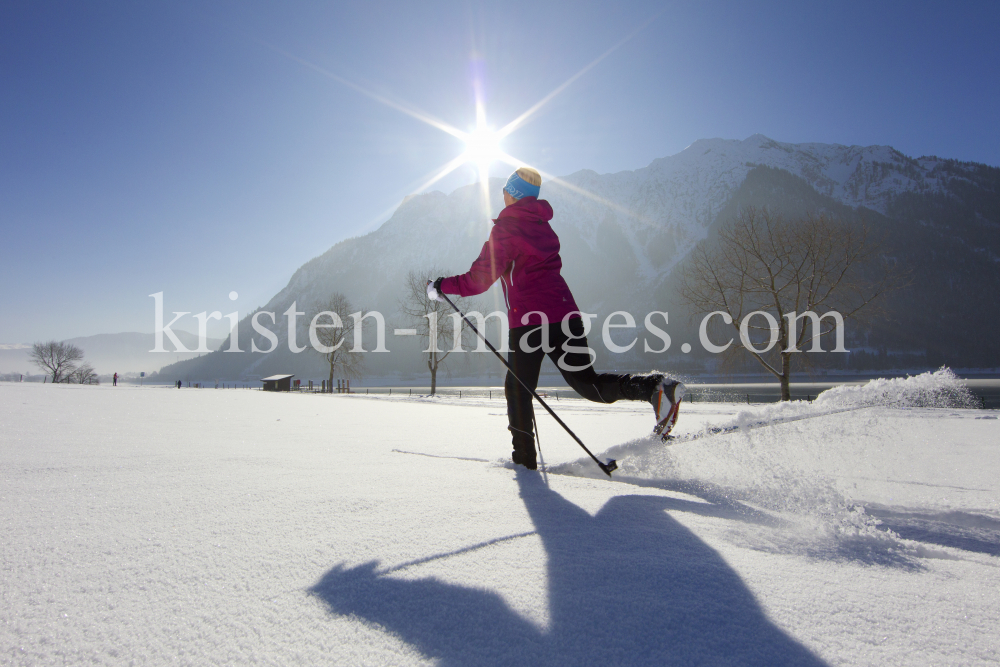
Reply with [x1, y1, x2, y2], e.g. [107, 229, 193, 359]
[113, 372, 118, 387]
[429, 167, 684, 470]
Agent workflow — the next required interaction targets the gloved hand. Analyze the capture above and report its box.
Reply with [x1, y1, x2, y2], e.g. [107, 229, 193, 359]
[426, 277, 445, 302]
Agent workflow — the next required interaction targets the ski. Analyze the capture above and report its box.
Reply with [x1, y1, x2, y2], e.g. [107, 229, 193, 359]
[661, 405, 870, 446]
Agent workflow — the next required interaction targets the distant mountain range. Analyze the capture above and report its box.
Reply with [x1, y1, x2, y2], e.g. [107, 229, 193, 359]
[0, 332, 224, 376]
[156, 134, 1000, 382]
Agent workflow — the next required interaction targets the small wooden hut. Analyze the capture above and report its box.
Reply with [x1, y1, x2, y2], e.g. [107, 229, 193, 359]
[261, 374, 294, 392]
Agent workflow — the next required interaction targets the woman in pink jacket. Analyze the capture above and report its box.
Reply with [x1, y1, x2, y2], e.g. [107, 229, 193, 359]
[431, 168, 684, 470]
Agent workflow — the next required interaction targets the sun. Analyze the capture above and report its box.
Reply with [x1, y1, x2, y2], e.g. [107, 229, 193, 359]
[270, 14, 657, 225]
[463, 125, 502, 171]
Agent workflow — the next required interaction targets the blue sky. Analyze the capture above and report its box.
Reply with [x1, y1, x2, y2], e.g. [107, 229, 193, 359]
[2, 1, 998, 342]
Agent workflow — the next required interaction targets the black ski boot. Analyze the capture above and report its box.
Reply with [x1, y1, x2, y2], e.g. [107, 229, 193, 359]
[510, 431, 537, 470]
[649, 374, 685, 439]
[618, 372, 686, 438]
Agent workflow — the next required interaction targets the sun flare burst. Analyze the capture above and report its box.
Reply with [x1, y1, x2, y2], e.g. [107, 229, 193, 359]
[463, 126, 503, 171]
[267, 14, 657, 228]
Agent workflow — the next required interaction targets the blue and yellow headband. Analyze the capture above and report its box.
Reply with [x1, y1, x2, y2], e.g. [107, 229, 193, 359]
[503, 171, 540, 200]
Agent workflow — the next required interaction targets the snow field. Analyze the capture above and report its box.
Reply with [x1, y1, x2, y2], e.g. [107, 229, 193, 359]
[1, 374, 998, 665]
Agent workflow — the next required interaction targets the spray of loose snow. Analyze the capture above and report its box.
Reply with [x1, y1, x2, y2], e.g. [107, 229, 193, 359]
[810, 366, 978, 410]
[553, 368, 978, 565]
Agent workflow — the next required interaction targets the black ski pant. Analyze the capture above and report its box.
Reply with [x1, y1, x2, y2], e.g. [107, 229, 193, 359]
[505, 317, 654, 455]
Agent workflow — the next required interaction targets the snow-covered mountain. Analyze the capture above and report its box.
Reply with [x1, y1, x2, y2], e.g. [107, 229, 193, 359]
[550, 133, 952, 279]
[158, 134, 999, 381]
[261, 134, 960, 314]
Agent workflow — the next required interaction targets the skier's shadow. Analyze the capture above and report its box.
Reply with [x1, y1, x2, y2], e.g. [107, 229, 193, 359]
[310, 470, 827, 666]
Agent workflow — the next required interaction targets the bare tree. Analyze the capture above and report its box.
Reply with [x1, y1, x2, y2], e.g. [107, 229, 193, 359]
[68, 364, 99, 385]
[29, 341, 84, 383]
[308, 293, 366, 391]
[679, 206, 903, 400]
[399, 269, 473, 395]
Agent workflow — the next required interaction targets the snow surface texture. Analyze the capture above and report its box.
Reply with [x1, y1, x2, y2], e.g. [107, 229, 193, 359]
[555, 370, 995, 552]
[1, 371, 998, 665]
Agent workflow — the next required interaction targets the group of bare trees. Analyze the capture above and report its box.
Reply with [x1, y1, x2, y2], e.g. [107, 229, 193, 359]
[309, 268, 469, 394]
[29, 341, 98, 384]
[306, 271, 472, 395]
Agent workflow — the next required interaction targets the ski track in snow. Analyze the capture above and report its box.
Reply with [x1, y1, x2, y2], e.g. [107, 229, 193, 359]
[1, 371, 998, 665]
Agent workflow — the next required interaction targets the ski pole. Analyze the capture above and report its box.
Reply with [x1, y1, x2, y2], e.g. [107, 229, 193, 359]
[436, 290, 617, 477]
[532, 414, 548, 486]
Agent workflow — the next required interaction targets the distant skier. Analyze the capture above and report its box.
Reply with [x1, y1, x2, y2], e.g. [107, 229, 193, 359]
[113, 372, 118, 387]
[429, 167, 684, 470]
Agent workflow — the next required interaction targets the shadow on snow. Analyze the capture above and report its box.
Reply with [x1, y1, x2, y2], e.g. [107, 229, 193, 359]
[866, 507, 1000, 558]
[309, 470, 827, 666]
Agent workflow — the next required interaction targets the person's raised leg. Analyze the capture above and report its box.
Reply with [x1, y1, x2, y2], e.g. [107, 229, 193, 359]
[549, 317, 686, 437]
[548, 317, 628, 403]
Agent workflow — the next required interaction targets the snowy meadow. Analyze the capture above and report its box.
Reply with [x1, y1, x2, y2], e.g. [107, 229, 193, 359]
[2, 371, 998, 665]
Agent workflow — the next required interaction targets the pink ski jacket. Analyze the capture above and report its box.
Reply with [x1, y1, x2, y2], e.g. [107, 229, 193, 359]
[440, 197, 580, 327]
